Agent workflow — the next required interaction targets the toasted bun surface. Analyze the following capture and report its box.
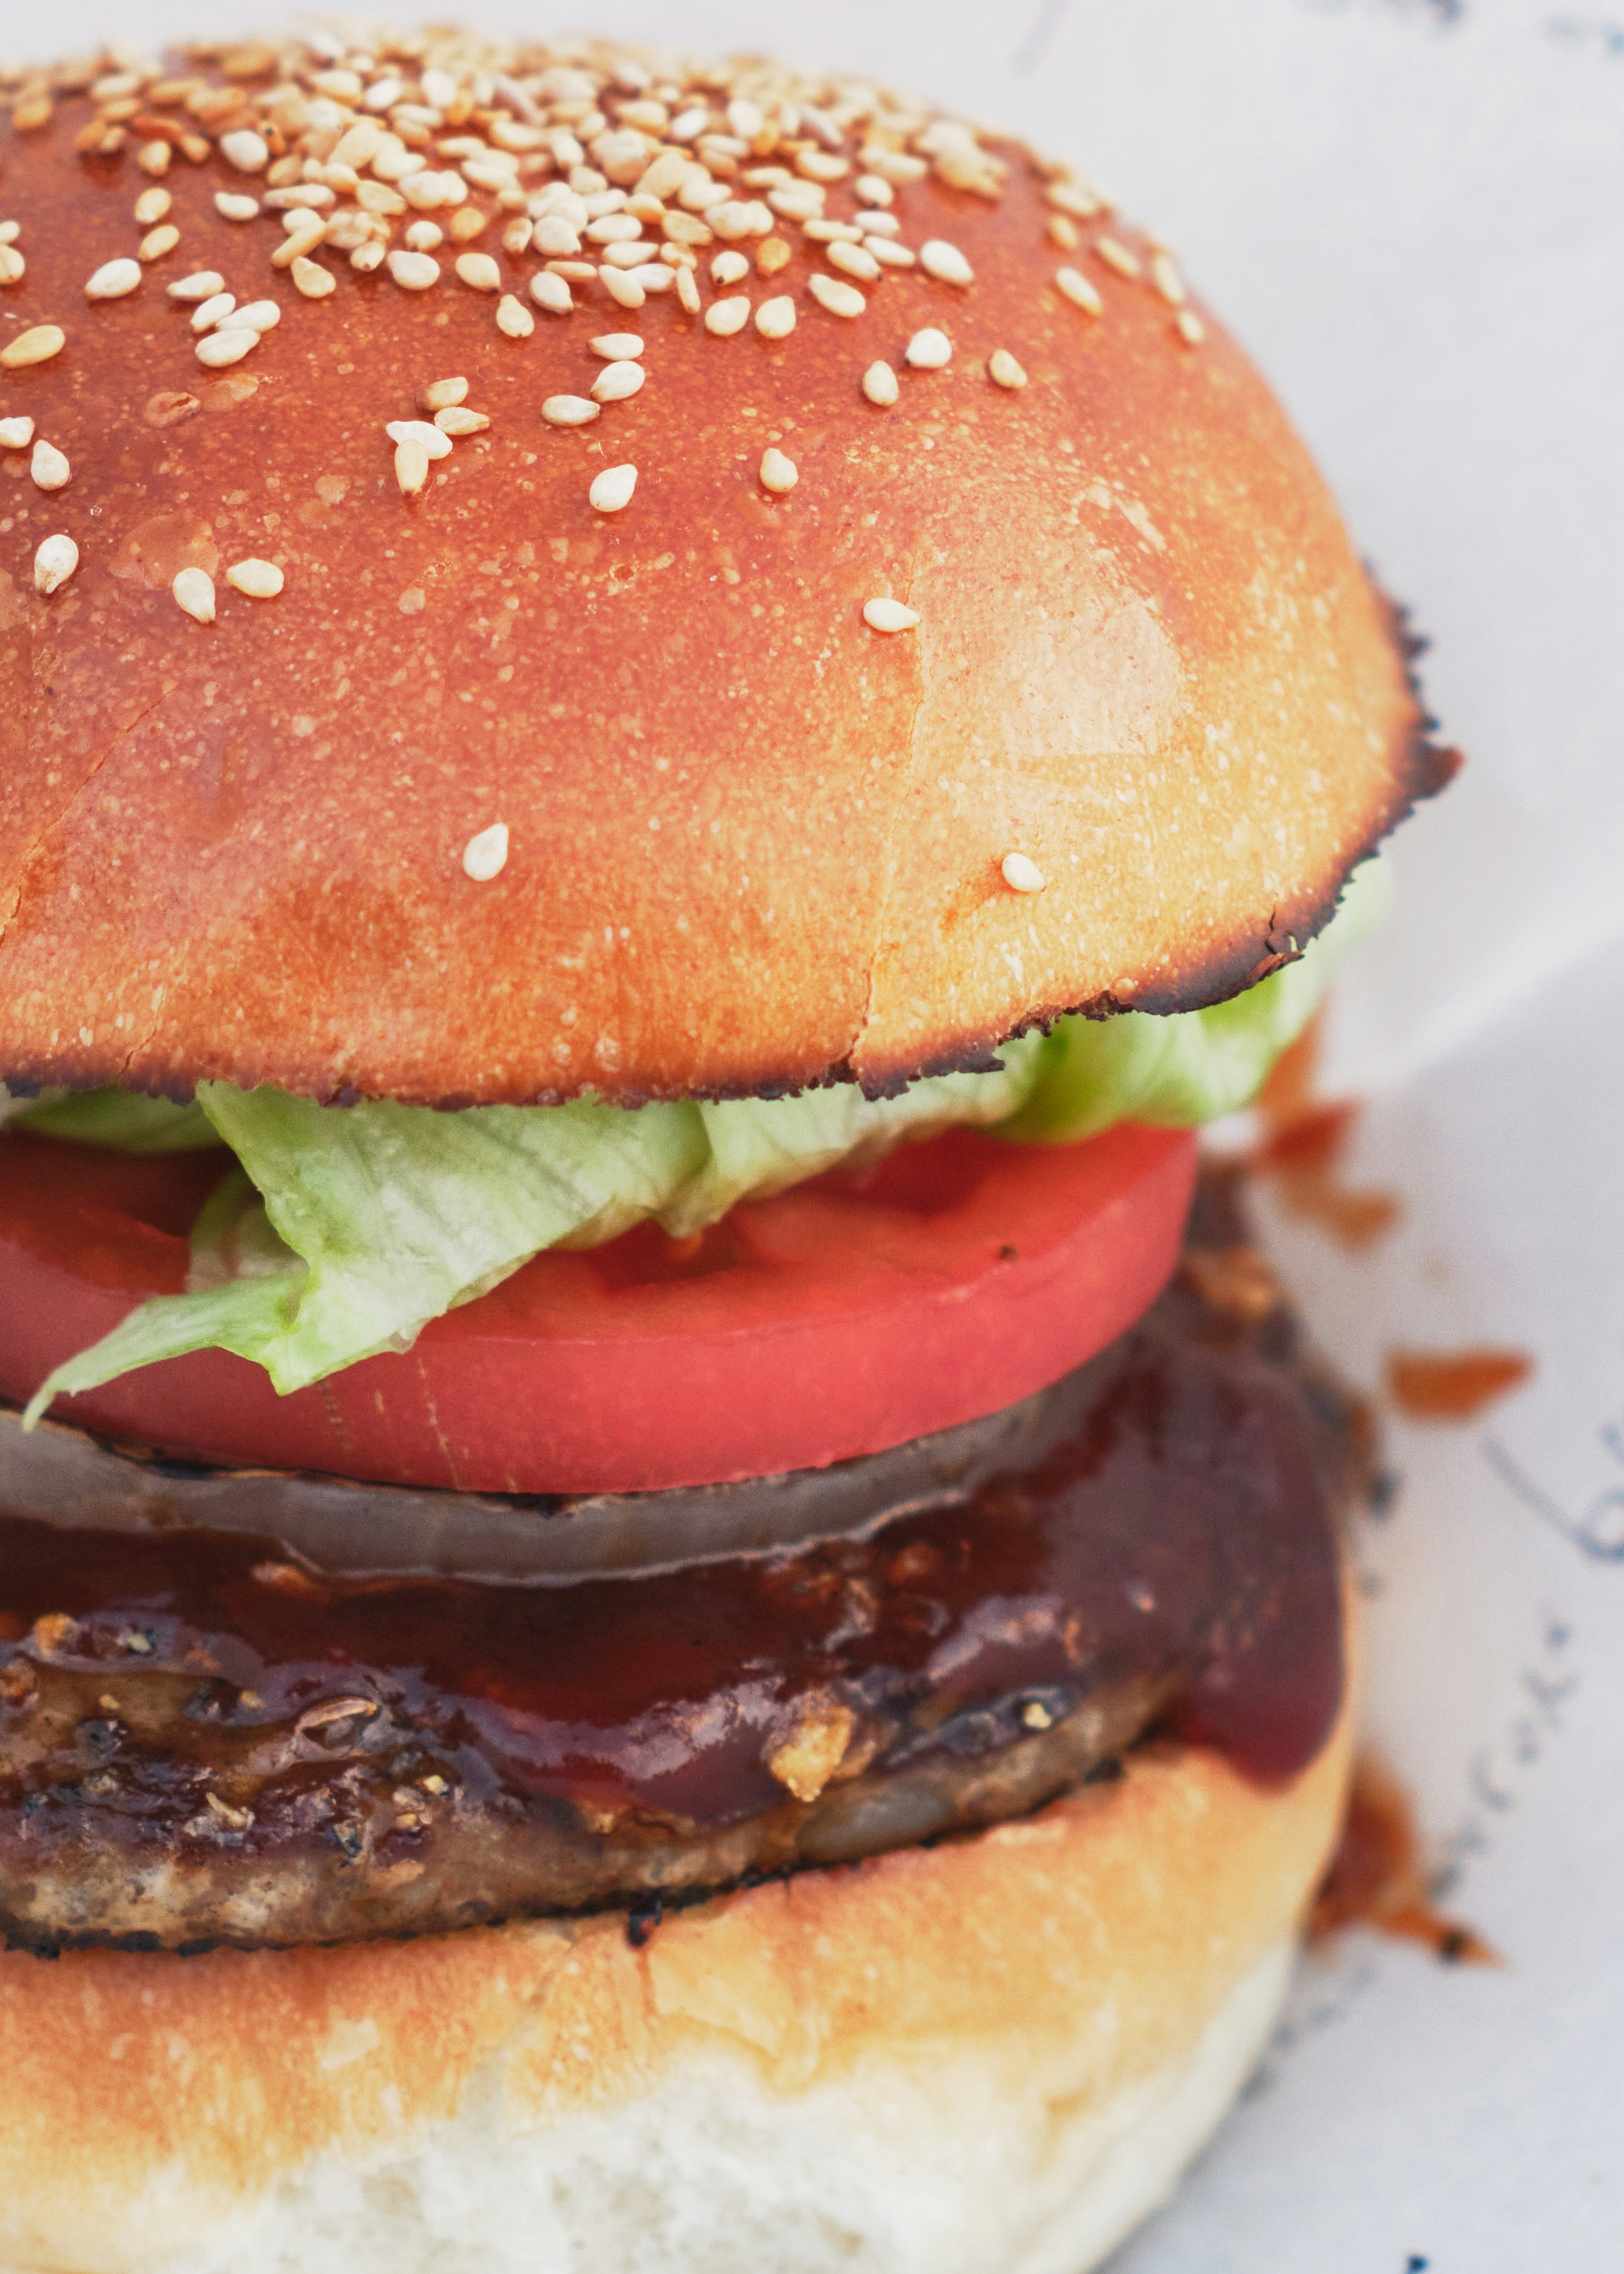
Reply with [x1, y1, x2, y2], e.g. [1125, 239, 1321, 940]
[0, 1716, 1350, 2274]
[0, 34, 1446, 1108]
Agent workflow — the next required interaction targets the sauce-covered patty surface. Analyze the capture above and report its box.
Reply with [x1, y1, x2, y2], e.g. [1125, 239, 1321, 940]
[0, 1174, 1359, 1951]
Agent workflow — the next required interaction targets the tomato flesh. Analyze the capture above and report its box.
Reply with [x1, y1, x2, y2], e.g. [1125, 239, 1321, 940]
[0, 1122, 1196, 1493]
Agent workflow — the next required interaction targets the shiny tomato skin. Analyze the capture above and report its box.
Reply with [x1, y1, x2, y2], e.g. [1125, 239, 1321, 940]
[0, 1122, 1196, 1493]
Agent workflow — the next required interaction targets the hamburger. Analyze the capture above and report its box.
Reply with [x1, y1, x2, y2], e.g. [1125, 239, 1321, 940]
[0, 24, 1456, 2273]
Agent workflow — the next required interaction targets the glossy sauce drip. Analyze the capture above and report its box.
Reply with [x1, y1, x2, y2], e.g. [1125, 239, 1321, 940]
[0, 1305, 1345, 1833]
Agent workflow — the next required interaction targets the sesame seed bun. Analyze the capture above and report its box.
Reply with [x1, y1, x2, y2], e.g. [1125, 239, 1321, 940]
[0, 35, 1451, 1108]
[0, 1714, 1351, 2274]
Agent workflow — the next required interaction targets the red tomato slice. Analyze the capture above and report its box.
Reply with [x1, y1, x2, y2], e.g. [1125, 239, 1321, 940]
[0, 1121, 1196, 1493]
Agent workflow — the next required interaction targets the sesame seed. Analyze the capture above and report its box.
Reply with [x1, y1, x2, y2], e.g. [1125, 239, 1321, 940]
[85, 258, 142, 301]
[905, 327, 952, 370]
[628, 264, 675, 293]
[33, 534, 78, 595]
[755, 294, 796, 340]
[590, 333, 644, 358]
[542, 395, 600, 427]
[463, 821, 510, 883]
[760, 447, 798, 494]
[711, 249, 749, 286]
[590, 463, 638, 513]
[133, 187, 171, 228]
[601, 268, 645, 310]
[167, 271, 225, 302]
[387, 250, 441, 291]
[453, 251, 502, 293]
[434, 406, 490, 436]
[291, 257, 335, 299]
[988, 349, 1028, 390]
[866, 237, 916, 270]
[404, 221, 445, 253]
[531, 216, 582, 258]
[272, 220, 327, 269]
[862, 360, 899, 407]
[225, 557, 284, 599]
[705, 295, 751, 337]
[1055, 266, 1103, 315]
[1048, 215, 1081, 252]
[1001, 852, 1046, 893]
[0, 417, 34, 447]
[351, 242, 387, 274]
[386, 419, 453, 461]
[233, 299, 281, 333]
[1047, 181, 1102, 219]
[394, 437, 431, 496]
[804, 219, 864, 244]
[1176, 309, 1206, 346]
[675, 265, 701, 316]
[855, 173, 894, 207]
[592, 359, 645, 403]
[828, 239, 881, 284]
[0, 247, 23, 286]
[809, 273, 865, 320]
[172, 567, 216, 624]
[215, 192, 260, 222]
[1151, 252, 1186, 305]
[195, 328, 259, 368]
[587, 213, 643, 245]
[530, 271, 573, 314]
[421, 376, 470, 411]
[29, 440, 69, 491]
[497, 294, 535, 337]
[191, 293, 236, 332]
[220, 129, 270, 174]
[139, 225, 180, 263]
[920, 239, 974, 287]
[1094, 236, 1141, 280]
[864, 598, 920, 634]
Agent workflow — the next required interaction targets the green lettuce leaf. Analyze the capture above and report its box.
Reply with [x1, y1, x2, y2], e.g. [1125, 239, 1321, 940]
[11, 1088, 219, 1152]
[20, 860, 1387, 1423]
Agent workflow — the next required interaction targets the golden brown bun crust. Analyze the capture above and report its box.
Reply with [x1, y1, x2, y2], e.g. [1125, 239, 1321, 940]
[0, 1718, 1350, 2266]
[0, 37, 1448, 1106]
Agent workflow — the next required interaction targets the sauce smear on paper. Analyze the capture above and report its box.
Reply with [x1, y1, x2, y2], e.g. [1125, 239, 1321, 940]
[1312, 1757, 1498, 1964]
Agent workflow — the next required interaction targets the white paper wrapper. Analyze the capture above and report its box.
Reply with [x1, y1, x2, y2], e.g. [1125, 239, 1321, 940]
[27, 0, 1624, 2261]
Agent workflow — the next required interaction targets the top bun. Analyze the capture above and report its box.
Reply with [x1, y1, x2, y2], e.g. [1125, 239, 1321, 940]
[0, 31, 1449, 1108]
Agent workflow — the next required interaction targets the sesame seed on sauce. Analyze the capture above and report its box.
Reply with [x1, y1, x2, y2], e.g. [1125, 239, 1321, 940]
[1176, 309, 1207, 346]
[675, 265, 702, 316]
[809, 273, 865, 320]
[988, 349, 1029, 390]
[590, 333, 644, 359]
[386, 420, 453, 461]
[234, 300, 281, 333]
[496, 294, 535, 337]
[905, 327, 952, 370]
[530, 272, 573, 315]
[864, 597, 920, 634]
[387, 249, 440, 291]
[421, 377, 470, 411]
[167, 271, 224, 303]
[919, 239, 973, 286]
[542, 395, 600, 427]
[291, 257, 335, 299]
[1000, 853, 1046, 893]
[172, 567, 216, 624]
[1055, 266, 1104, 316]
[0, 418, 35, 448]
[435, 405, 490, 436]
[0, 246, 23, 285]
[225, 558, 284, 599]
[29, 440, 70, 491]
[33, 533, 78, 595]
[592, 359, 645, 403]
[462, 822, 510, 883]
[1094, 236, 1142, 280]
[590, 463, 638, 514]
[1151, 251, 1187, 305]
[190, 292, 236, 332]
[760, 447, 798, 494]
[85, 257, 142, 301]
[755, 295, 796, 340]
[215, 192, 260, 222]
[0, 325, 64, 369]
[195, 328, 259, 369]
[862, 361, 900, 407]
[705, 295, 751, 337]
[394, 437, 431, 496]
[139, 224, 180, 263]
[133, 186, 171, 227]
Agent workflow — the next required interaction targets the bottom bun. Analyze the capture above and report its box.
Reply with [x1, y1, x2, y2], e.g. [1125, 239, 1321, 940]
[0, 1722, 1350, 2274]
